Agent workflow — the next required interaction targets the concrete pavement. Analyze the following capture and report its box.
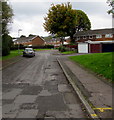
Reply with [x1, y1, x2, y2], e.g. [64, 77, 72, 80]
[57, 55, 112, 119]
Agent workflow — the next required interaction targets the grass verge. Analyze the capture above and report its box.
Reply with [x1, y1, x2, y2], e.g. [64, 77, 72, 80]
[1, 49, 53, 61]
[61, 51, 76, 54]
[69, 52, 113, 82]
[34, 48, 53, 51]
[1, 50, 23, 61]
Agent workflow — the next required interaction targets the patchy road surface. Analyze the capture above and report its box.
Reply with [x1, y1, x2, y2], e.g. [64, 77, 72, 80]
[2, 50, 88, 119]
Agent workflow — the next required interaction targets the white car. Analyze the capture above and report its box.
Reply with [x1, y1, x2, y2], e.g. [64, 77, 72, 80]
[23, 48, 35, 57]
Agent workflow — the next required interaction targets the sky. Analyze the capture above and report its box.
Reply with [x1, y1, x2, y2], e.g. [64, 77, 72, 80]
[8, 0, 113, 38]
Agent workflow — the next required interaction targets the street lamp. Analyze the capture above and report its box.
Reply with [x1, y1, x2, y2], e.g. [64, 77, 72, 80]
[18, 29, 22, 54]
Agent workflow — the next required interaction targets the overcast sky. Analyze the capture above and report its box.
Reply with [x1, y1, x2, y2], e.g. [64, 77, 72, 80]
[8, 0, 112, 37]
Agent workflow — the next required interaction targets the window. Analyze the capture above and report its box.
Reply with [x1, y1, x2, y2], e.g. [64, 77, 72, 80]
[105, 34, 113, 38]
[89, 36, 93, 39]
[96, 34, 102, 38]
[83, 36, 86, 39]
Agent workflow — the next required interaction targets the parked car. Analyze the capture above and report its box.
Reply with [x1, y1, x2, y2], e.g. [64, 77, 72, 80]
[23, 48, 35, 57]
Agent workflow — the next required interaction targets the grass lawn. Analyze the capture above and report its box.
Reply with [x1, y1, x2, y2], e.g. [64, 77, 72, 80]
[1, 50, 23, 61]
[34, 48, 53, 51]
[69, 52, 113, 82]
[1, 49, 53, 61]
[61, 51, 76, 54]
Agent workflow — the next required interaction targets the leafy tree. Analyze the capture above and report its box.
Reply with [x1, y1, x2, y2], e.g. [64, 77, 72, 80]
[20, 35, 26, 38]
[2, 2, 13, 34]
[70, 10, 91, 43]
[43, 3, 77, 44]
[2, 34, 13, 56]
[43, 2, 91, 44]
[1, 1, 13, 56]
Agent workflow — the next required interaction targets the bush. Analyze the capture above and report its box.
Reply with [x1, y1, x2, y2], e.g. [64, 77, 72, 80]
[2, 34, 13, 56]
[59, 46, 69, 52]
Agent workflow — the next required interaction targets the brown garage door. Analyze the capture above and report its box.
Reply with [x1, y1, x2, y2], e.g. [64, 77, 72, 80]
[90, 44, 101, 53]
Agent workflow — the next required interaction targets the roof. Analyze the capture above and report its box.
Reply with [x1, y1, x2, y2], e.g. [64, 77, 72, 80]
[14, 35, 45, 43]
[78, 40, 114, 44]
[74, 28, 114, 37]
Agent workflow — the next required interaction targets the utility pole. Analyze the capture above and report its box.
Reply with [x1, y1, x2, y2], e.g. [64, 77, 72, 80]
[18, 29, 22, 54]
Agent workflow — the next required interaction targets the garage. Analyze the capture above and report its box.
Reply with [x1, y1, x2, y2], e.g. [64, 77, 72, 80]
[102, 43, 114, 52]
[78, 43, 89, 53]
[89, 44, 102, 53]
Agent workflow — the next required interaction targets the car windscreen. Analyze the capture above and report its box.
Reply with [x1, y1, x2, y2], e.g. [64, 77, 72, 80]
[25, 49, 33, 52]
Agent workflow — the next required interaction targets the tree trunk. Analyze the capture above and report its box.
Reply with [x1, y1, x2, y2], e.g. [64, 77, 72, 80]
[70, 35, 75, 44]
[60, 37, 64, 46]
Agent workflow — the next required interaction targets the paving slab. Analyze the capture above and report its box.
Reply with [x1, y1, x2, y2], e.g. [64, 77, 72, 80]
[21, 85, 42, 95]
[58, 84, 71, 92]
[63, 92, 78, 104]
[17, 109, 38, 118]
[3, 88, 22, 100]
[14, 95, 37, 104]
[36, 94, 68, 112]
[38, 90, 52, 96]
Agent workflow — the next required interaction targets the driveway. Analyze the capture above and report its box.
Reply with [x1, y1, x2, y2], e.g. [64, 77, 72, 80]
[2, 50, 88, 119]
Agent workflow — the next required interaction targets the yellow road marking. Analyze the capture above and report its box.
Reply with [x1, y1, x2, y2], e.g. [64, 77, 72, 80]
[93, 108, 112, 112]
[91, 114, 98, 117]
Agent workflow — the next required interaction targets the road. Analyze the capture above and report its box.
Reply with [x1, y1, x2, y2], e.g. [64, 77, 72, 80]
[2, 50, 88, 119]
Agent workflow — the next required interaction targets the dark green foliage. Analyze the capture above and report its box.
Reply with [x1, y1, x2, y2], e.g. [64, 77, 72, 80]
[1, 2, 13, 34]
[43, 2, 91, 44]
[2, 34, 13, 56]
[44, 3, 77, 43]
[1, 1, 13, 56]
[58, 46, 70, 52]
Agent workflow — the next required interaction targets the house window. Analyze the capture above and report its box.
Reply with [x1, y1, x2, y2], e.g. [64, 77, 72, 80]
[83, 36, 86, 39]
[77, 37, 80, 40]
[105, 34, 113, 38]
[89, 36, 93, 39]
[96, 34, 102, 38]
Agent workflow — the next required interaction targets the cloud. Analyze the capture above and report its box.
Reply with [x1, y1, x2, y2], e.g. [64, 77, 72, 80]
[10, 2, 50, 16]
[9, 0, 107, 2]
[9, 0, 113, 37]
[90, 14, 112, 29]
[10, 15, 49, 37]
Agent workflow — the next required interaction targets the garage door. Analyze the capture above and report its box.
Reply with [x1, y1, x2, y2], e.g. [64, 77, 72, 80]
[78, 43, 88, 53]
[90, 44, 101, 53]
[102, 43, 114, 52]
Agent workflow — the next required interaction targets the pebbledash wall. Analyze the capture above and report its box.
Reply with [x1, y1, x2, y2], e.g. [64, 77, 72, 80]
[74, 28, 114, 53]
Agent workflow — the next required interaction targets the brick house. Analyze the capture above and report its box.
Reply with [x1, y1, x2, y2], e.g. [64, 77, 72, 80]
[14, 35, 45, 46]
[74, 28, 114, 53]
[74, 28, 114, 42]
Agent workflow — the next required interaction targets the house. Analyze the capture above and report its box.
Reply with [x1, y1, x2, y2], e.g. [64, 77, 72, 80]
[44, 36, 70, 48]
[74, 28, 114, 53]
[14, 35, 45, 47]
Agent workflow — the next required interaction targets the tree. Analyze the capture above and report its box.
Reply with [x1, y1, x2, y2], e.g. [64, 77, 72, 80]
[43, 2, 91, 44]
[1, 1, 13, 56]
[69, 10, 91, 43]
[107, 0, 114, 17]
[2, 34, 13, 56]
[43, 3, 77, 44]
[2, 2, 13, 34]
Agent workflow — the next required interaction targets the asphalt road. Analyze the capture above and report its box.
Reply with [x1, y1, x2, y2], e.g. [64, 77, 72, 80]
[2, 50, 88, 119]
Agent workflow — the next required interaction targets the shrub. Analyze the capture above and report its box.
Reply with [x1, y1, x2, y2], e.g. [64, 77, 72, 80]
[2, 34, 13, 56]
